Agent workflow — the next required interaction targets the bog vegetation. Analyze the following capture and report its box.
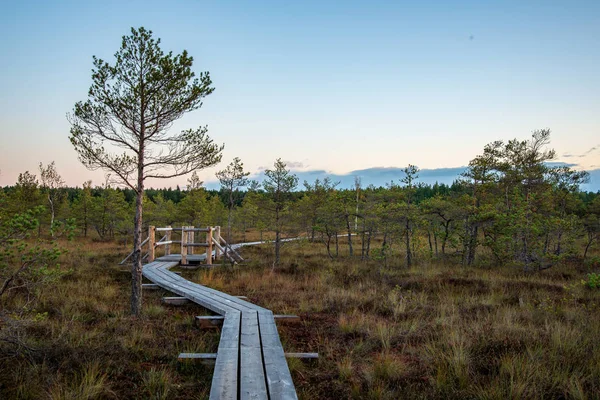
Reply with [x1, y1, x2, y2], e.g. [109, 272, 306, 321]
[1, 127, 600, 398]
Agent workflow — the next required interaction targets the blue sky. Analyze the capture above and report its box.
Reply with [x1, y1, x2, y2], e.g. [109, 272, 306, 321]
[0, 0, 599, 190]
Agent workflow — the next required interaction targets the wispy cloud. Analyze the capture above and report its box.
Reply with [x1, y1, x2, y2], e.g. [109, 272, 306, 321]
[563, 145, 600, 159]
[583, 145, 599, 156]
[284, 160, 306, 169]
[546, 162, 578, 168]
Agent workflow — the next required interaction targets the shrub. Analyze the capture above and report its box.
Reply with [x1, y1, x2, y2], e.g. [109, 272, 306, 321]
[582, 272, 600, 289]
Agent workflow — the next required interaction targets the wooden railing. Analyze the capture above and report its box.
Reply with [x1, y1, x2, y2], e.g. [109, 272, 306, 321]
[120, 226, 243, 265]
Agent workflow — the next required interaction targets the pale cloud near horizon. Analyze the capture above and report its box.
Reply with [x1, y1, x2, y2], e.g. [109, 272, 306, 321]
[283, 160, 306, 169]
[201, 162, 600, 191]
[562, 144, 599, 159]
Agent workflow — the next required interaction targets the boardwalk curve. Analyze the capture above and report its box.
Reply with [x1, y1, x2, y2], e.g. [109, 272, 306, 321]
[143, 252, 298, 400]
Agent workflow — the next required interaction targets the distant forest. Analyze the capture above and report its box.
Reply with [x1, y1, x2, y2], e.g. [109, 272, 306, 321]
[1, 130, 599, 272]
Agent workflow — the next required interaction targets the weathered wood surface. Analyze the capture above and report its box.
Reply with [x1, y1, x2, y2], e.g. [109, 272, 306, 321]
[195, 314, 300, 329]
[162, 296, 190, 305]
[142, 258, 298, 400]
[178, 352, 318, 360]
[142, 283, 160, 289]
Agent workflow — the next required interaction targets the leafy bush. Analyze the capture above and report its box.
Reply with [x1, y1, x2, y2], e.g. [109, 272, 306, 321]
[1, 206, 74, 299]
[582, 272, 600, 289]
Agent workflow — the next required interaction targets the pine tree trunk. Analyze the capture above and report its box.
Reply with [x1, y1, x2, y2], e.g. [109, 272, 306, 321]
[131, 146, 145, 316]
[226, 194, 233, 261]
[583, 234, 594, 259]
[274, 208, 281, 265]
[428, 231, 433, 258]
[405, 219, 412, 268]
[366, 229, 372, 258]
[346, 215, 353, 256]
[48, 193, 55, 238]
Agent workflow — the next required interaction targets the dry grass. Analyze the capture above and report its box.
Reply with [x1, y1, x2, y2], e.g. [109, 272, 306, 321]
[1, 236, 599, 399]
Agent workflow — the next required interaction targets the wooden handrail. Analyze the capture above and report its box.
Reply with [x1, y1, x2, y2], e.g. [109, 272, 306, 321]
[156, 227, 212, 232]
[119, 236, 150, 265]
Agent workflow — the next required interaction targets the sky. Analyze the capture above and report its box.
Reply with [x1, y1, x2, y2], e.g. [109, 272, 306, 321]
[0, 0, 599, 191]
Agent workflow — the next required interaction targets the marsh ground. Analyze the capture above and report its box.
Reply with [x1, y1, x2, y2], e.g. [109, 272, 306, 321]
[1, 237, 599, 399]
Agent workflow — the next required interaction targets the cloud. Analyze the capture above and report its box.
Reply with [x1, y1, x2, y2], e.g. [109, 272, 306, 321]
[283, 160, 306, 169]
[546, 162, 578, 168]
[583, 145, 599, 155]
[562, 145, 599, 159]
[245, 166, 471, 189]
[204, 164, 600, 192]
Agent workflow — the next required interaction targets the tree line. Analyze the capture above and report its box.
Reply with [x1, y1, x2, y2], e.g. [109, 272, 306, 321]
[2, 131, 599, 273]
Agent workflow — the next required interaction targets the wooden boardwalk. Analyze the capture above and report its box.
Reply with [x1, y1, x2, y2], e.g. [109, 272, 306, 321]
[143, 256, 298, 400]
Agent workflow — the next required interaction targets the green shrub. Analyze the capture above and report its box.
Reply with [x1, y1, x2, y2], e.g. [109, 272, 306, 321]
[582, 272, 600, 289]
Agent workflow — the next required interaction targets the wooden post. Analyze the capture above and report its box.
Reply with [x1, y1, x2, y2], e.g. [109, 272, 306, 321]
[206, 227, 213, 265]
[214, 226, 221, 261]
[181, 226, 188, 265]
[148, 226, 156, 262]
[165, 226, 172, 255]
[188, 226, 195, 255]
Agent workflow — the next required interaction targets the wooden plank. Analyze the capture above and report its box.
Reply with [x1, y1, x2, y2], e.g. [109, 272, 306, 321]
[212, 239, 238, 263]
[181, 264, 216, 268]
[195, 315, 223, 329]
[218, 312, 241, 348]
[162, 296, 190, 305]
[155, 254, 208, 263]
[186, 228, 210, 232]
[215, 226, 221, 260]
[181, 225, 188, 264]
[142, 284, 160, 290]
[189, 226, 195, 255]
[258, 311, 298, 399]
[220, 235, 244, 261]
[148, 274, 243, 315]
[165, 226, 171, 255]
[150, 268, 267, 313]
[178, 264, 203, 270]
[195, 314, 300, 329]
[148, 226, 156, 262]
[152, 271, 246, 307]
[178, 353, 217, 365]
[209, 311, 240, 400]
[178, 352, 318, 360]
[156, 240, 180, 246]
[286, 353, 319, 359]
[209, 348, 238, 400]
[206, 227, 213, 266]
[240, 311, 268, 400]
